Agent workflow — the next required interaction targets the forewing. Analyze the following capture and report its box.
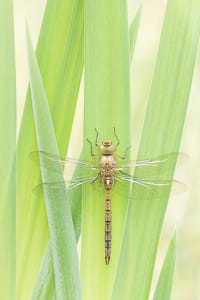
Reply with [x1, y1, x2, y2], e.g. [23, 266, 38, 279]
[115, 152, 188, 173]
[29, 150, 99, 173]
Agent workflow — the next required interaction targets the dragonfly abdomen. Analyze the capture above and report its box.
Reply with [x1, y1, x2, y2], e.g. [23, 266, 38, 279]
[105, 192, 111, 265]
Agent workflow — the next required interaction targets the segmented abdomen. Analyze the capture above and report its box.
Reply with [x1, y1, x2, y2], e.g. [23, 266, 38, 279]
[105, 193, 111, 265]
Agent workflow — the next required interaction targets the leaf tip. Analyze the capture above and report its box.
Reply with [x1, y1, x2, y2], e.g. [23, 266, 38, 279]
[170, 231, 177, 250]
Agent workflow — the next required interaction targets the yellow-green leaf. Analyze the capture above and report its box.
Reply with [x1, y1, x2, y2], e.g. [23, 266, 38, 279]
[31, 166, 82, 300]
[153, 234, 177, 300]
[17, 1, 83, 299]
[27, 28, 81, 299]
[82, 1, 131, 299]
[0, 1, 16, 299]
[129, 4, 141, 60]
[111, 1, 200, 299]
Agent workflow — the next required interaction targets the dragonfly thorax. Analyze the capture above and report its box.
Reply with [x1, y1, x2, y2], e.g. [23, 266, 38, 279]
[100, 155, 116, 191]
[100, 156, 116, 173]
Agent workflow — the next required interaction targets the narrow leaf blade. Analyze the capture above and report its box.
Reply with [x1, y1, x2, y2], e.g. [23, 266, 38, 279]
[129, 3, 142, 60]
[26, 28, 81, 300]
[31, 166, 82, 299]
[17, 1, 83, 299]
[0, 1, 16, 299]
[153, 234, 177, 300]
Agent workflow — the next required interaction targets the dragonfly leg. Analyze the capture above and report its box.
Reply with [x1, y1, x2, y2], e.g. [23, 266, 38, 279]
[119, 145, 132, 159]
[119, 170, 130, 176]
[113, 127, 120, 147]
[91, 174, 101, 184]
[95, 128, 100, 147]
[87, 138, 98, 156]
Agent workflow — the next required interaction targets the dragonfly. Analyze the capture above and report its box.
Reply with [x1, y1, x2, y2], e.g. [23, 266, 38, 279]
[31, 128, 187, 265]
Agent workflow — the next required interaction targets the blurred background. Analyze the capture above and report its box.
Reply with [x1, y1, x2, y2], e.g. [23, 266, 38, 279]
[15, 0, 200, 299]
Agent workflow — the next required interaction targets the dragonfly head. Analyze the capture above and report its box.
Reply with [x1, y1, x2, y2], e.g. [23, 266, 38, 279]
[100, 140, 116, 154]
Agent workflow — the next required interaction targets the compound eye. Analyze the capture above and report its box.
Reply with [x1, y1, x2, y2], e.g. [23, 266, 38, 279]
[103, 140, 112, 147]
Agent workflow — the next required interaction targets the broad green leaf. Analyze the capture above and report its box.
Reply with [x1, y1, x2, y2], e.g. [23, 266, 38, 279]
[26, 29, 81, 299]
[17, 1, 83, 299]
[82, 1, 131, 299]
[0, 1, 16, 299]
[111, 1, 200, 300]
[153, 234, 177, 300]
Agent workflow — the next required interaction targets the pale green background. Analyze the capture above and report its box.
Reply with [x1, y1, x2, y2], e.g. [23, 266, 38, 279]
[15, 0, 200, 299]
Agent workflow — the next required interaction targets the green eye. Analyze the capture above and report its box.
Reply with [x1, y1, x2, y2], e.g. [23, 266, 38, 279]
[103, 140, 112, 147]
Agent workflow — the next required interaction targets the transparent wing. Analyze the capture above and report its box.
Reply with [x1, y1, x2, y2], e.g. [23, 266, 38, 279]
[31, 151, 187, 201]
[115, 152, 188, 171]
[113, 173, 187, 200]
[33, 173, 187, 201]
[33, 174, 100, 198]
[29, 150, 99, 170]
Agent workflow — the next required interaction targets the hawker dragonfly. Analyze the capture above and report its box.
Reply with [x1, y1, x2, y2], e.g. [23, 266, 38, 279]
[31, 128, 187, 265]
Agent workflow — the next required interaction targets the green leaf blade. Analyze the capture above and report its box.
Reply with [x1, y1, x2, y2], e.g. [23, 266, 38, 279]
[0, 1, 16, 299]
[31, 245, 55, 300]
[31, 166, 82, 299]
[17, 1, 83, 299]
[26, 29, 81, 299]
[153, 234, 177, 300]
[129, 4, 141, 60]
[111, 1, 200, 299]
[82, 0, 131, 299]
